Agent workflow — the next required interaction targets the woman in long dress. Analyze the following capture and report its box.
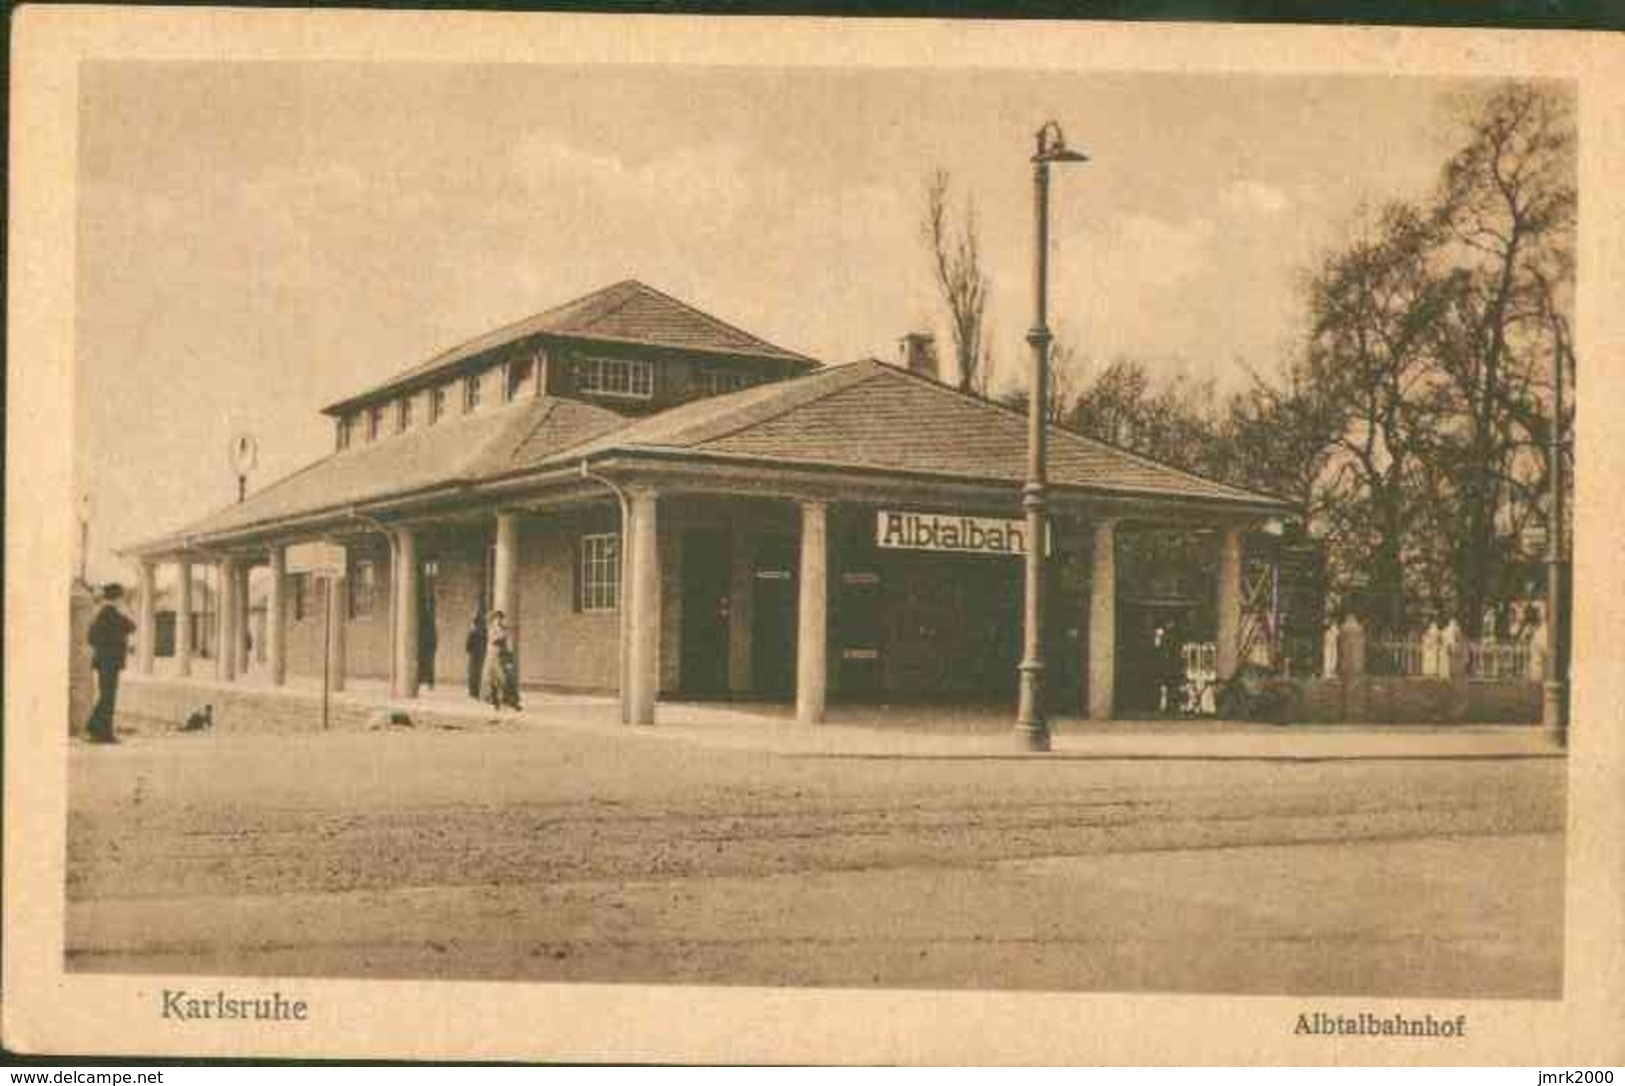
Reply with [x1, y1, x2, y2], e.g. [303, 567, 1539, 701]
[480, 609, 522, 711]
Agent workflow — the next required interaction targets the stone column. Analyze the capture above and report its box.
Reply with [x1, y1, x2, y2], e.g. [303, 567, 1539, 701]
[235, 562, 252, 675]
[392, 528, 420, 699]
[625, 489, 660, 726]
[796, 501, 829, 724]
[1087, 518, 1117, 720]
[1215, 524, 1244, 682]
[327, 573, 348, 693]
[175, 559, 194, 677]
[493, 512, 519, 669]
[217, 559, 237, 681]
[135, 560, 156, 674]
[267, 546, 287, 686]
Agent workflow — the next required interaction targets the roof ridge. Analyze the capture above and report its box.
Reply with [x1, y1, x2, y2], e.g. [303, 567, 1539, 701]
[581, 279, 649, 328]
[523, 395, 634, 460]
[683, 365, 881, 447]
[629, 279, 812, 362]
[506, 397, 561, 463]
[876, 361, 1281, 506]
[461, 396, 576, 472]
[645, 362, 878, 449]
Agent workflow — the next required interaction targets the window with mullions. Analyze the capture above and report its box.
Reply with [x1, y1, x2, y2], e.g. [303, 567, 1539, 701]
[336, 416, 353, 451]
[367, 405, 384, 442]
[578, 533, 621, 613]
[464, 372, 483, 413]
[397, 395, 414, 432]
[576, 356, 653, 399]
[429, 384, 447, 425]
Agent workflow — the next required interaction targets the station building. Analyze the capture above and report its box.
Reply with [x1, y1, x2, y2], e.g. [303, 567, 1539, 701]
[124, 280, 1293, 723]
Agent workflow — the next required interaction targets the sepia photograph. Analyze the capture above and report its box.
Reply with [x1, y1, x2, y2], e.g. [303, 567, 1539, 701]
[6, 9, 1623, 1065]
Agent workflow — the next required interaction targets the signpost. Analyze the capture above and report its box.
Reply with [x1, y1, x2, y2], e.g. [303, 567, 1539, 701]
[288, 542, 346, 730]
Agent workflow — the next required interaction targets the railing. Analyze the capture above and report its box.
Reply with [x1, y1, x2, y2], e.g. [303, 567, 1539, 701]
[1466, 639, 1533, 682]
[1356, 633, 1538, 681]
[1369, 638, 1424, 677]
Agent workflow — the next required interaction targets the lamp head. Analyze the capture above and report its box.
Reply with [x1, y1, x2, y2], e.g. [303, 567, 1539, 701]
[1033, 120, 1089, 164]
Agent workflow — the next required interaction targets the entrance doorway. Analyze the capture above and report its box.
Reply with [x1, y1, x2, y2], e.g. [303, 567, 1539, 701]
[681, 529, 732, 696]
[1117, 601, 1197, 715]
[751, 534, 798, 697]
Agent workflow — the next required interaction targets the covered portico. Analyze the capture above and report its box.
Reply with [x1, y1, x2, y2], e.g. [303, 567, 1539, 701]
[124, 360, 1289, 728]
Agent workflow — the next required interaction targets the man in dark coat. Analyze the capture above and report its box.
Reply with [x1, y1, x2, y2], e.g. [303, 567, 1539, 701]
[86, 583, 137, 743]
[465, 608, 487, 700]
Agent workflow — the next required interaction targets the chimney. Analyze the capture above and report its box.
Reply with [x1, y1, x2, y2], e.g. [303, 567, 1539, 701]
[898, 332, 939, 382]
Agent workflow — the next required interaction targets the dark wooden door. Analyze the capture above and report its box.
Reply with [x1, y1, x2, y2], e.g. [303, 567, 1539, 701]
[681, 530, 732, 696]
[752, 534, 798, 698]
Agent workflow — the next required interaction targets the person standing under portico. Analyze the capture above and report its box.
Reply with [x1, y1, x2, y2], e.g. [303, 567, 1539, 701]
[465, 608, 487, 700]
[480, 609, 521, 711]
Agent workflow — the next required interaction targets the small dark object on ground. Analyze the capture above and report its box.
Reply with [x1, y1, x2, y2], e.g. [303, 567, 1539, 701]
[179, 704, 214, 732]
[368, 709, 415, 730]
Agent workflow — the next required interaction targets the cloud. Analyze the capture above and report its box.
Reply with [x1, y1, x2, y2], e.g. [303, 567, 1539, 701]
[239, 163, 369, 222]
[1098, 212, 1217, 290]
[1222, 179, 1291, 216]
[508, 132, 783, 226]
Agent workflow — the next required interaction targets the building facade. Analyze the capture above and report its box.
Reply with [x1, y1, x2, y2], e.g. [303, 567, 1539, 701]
[125, 280, 1292, 723]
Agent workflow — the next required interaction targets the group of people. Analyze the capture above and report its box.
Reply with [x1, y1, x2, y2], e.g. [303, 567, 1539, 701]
[1149, 624, 1187, 715]
[82, 581, 525, 747]
[465, 607, 521, 712]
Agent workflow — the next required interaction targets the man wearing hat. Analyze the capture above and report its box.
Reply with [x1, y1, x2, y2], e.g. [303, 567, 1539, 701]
[85, 582, 137, 743]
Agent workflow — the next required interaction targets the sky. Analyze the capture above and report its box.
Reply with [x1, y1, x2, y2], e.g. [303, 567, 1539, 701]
[74, 61, 1482, 583]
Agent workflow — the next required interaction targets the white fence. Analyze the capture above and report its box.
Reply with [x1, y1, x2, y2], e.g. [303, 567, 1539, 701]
[1466, 639, 1535, 681]
[1364, 631, 1540, 681]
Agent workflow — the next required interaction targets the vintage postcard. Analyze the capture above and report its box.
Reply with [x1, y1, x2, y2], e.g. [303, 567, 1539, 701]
[6, 8, 1623, 1065]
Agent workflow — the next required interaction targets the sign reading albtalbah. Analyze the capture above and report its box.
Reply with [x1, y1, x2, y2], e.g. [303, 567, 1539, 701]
[876, 510, 1047, 556]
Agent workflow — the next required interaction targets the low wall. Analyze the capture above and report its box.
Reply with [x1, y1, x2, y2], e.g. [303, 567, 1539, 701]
[1288, 676, 1540, 724]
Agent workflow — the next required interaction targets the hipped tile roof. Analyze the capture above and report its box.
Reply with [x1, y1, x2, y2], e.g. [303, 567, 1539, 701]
[567, 360, 1285, 507]
[171, 396, 626, 542]
[325, 280, 817, 414]
[139, 361, 1289, 554]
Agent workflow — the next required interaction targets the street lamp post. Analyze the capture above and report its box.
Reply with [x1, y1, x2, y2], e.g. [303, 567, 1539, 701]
[1016, 121, 1087, 753]
[1543, 335, 1568, 746]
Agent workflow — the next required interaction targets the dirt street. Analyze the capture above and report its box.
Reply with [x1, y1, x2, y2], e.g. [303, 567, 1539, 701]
[65, 722, 1565, 997]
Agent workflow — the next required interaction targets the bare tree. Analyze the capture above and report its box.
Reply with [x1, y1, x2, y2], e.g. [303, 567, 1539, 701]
[1302, 201, 1452, 633]
[922, 169, 993, 395]
[1001, 337, 1082, 424]
[1427, 82, 1575, 636]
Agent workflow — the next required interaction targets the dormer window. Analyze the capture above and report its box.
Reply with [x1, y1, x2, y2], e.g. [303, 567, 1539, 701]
[463, 372, 482, 413]
[367, 405, 384, 442]
[397, 395, 414, 433]
[704, 370, 756, 396]
[429, 385, 447, 425]
[336, 416, 353, 451]
[506, 355, 535, 402]
[576, 356, 653, 399]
